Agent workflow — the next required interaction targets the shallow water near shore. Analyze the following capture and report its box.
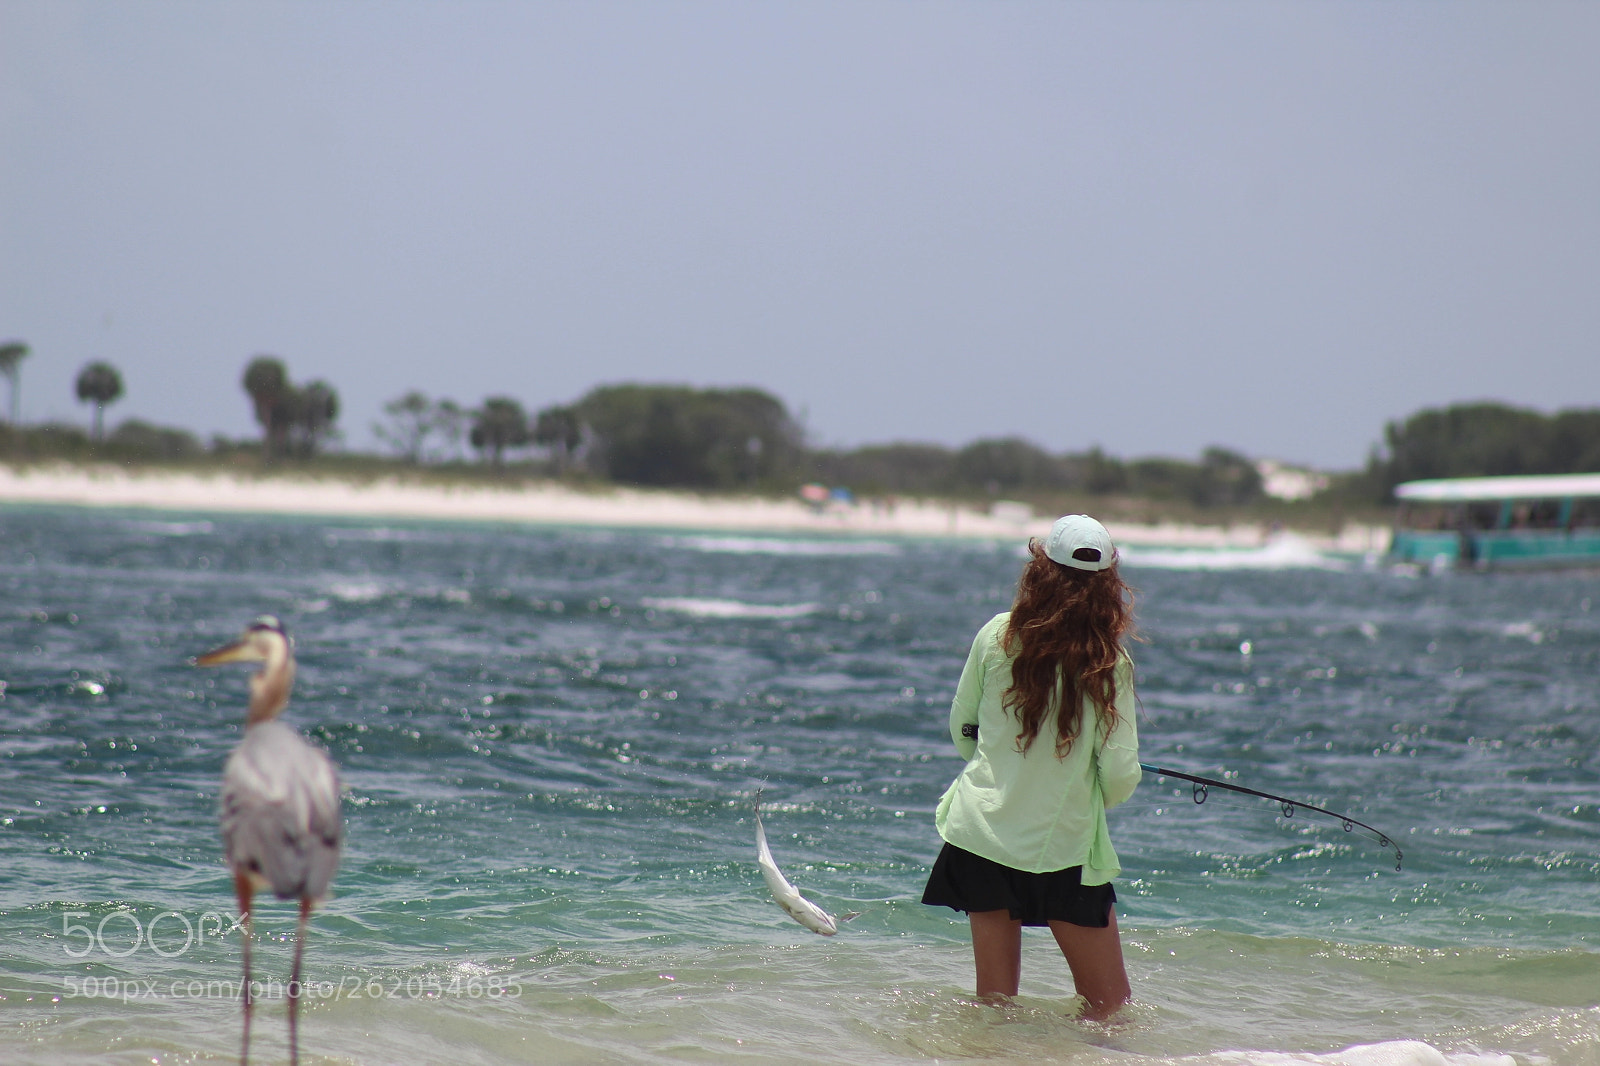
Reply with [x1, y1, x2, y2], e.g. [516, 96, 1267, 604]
[2, 506, 1597, 1064]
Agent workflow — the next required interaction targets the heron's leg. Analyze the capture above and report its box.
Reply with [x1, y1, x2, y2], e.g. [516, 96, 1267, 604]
[234, 872, 254, 1066]
[288, 897, 311, 1066]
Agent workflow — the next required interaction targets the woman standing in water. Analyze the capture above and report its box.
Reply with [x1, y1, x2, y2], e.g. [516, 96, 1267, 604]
[922, 514, 1141, 1019]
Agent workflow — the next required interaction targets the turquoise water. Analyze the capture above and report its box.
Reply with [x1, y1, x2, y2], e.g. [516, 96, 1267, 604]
[1, 507, 1597, 1065]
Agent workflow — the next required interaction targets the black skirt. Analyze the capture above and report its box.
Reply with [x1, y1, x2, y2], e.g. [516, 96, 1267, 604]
[921, 842, 1116, 928]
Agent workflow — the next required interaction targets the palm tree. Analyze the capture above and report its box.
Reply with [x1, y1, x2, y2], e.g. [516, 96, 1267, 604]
[75, 361, 124, 441]
[0, 341, 29, 424]
[534, 404, 583, 474]
[242, 356, 290, 459]
[469, 397, 530, 468]
[294, 380, 340, 457]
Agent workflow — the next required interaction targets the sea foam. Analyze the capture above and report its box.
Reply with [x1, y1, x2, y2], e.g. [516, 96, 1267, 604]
[1121, 533, 1348, 571]
[641, 596, 822, 619]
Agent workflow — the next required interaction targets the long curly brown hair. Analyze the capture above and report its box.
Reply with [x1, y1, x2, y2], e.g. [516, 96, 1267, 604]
[1002, 539, 1135, 757]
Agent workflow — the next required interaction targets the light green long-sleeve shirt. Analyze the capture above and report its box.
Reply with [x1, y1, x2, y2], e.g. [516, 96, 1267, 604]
[934, 612, 1141, 884]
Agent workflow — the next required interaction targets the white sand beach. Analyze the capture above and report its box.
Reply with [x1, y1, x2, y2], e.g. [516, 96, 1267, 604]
[0, 463, 1388, 552]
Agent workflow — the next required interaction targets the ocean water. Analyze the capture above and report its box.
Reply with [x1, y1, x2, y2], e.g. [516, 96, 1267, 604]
[1, 507, 1596, 1066]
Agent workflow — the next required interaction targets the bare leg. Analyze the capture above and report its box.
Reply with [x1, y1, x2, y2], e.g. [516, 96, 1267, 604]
[288, 897, 311, 1066]
[968, 909, 1022, 1002]
[234, 872, 254, 1066]
[1047, 906, 1131, 1021]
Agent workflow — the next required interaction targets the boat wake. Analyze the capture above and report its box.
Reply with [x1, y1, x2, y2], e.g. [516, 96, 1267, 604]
[1122, 534, 1348, 571]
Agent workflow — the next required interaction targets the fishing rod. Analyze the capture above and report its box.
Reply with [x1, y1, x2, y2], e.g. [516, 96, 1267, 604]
[1140, 763, 1403, 872]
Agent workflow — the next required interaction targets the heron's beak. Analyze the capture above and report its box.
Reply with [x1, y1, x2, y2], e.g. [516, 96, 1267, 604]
[193, 639, 256, 667]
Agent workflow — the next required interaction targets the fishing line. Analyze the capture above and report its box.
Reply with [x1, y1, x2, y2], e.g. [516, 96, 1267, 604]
[1139, 763, 1403, 871]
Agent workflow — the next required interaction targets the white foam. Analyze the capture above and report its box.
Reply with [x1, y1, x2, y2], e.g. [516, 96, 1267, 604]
[1194, 1041, 1514, 1066]
[120, 519, 215, 536]
[321, 525, 454, 544]
[326, 581, 388, 603]
[1499, 621, 1545, 644]
[641, 597, 822, 619]
[1122, 534, 1349, 572]
[663, 535, 902, 557]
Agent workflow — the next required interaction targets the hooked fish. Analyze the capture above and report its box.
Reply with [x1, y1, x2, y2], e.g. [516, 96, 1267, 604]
[754, 793, 848, 936]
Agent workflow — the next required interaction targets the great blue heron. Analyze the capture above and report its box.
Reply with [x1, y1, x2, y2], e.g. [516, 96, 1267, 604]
[194, 616, 342, 1066]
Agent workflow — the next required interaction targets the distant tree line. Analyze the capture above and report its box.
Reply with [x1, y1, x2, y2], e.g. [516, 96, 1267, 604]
[366, 382, 1263, 505]
[371, 384, 805, 488]
[5, 332, 1596, 513]
[1365, 402, 1600, 497]
[803, 439, 1265, 507]
[413, 390, 1597, 506]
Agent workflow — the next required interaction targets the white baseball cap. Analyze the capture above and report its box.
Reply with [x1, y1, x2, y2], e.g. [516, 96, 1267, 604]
[1042, 514, 1116, 571]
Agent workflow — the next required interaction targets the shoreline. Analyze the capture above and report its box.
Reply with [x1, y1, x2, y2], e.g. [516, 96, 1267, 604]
[0, 462, 1389, 552]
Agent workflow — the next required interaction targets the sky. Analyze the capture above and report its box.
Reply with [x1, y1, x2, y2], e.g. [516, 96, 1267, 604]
[2, 1, 1597, 470]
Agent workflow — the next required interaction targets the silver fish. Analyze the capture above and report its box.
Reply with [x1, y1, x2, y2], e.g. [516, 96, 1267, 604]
[754, 793, 840, 936]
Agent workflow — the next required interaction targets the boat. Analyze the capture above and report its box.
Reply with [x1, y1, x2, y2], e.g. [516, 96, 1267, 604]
[1388, 472, 1600, 571]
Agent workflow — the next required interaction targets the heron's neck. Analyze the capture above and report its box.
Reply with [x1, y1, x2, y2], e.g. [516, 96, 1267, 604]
[245, 650, 295, 726]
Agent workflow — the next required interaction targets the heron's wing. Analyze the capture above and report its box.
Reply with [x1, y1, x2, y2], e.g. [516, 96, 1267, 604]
[222, 722, 343, 901]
